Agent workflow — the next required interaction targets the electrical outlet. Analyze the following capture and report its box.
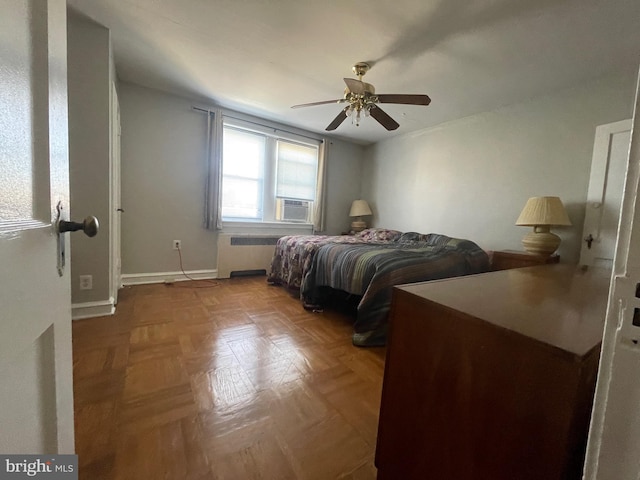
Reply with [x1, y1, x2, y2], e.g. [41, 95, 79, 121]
[79, 275, 93, 290]
[173, 240, 181, 250]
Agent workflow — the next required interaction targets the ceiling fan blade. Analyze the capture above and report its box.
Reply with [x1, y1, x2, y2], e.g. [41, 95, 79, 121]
[343, 78, 365, 94]
[325, 108, 349, 131]
[291, 99, 344, 109]
[376, 94, 431, 106]
[369, 105, 400, 131]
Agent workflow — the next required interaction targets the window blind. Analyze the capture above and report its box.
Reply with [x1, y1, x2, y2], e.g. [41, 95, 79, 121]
[276, 141, 318, 201]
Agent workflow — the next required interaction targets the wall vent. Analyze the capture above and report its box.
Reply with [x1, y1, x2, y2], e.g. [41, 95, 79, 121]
[230, 236, 279, 246]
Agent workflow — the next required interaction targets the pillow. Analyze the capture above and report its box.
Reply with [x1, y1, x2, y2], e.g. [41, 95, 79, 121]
[358, 228, 403, 242]
[398, 232, 430, 243]
[422, 233, 452, 246]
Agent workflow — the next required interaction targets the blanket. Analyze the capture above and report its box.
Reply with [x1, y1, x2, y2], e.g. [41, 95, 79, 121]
[301, 235, 489, 346]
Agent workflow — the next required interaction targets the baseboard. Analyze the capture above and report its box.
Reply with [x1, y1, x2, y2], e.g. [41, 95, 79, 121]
[121, 269, 218, 286]
[72, 297, 116, 320]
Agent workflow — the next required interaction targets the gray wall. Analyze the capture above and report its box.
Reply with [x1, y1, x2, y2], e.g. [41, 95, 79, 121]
[323, 139, 365, 235]
[119, 83, 216, 274]
[67, 11, 112, 304]
[362, 72, 636, 264]
[119, 82, 365, 275]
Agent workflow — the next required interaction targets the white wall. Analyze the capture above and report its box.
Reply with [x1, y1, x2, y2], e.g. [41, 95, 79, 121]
[362, 72, 636, 263]
[119, 82, 365, 276]
[67, 11, 112, 305]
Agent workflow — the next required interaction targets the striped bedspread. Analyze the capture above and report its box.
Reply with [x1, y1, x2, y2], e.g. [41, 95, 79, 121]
[267, 228, 403, 290]
[301, 235, 489, 346]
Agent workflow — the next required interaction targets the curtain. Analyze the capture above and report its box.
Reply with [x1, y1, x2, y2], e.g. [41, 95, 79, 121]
[313, 139, 329, 232]
[204, 110, 223, 230]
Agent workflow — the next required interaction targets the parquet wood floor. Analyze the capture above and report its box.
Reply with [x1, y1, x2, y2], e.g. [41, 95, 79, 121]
[72, 276, 386, 479]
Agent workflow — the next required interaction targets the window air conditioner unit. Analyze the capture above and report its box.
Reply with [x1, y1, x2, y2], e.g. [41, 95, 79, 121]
[278, 198, 310, 222]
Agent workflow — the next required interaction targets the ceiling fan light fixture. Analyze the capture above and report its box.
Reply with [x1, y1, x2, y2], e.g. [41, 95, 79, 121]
[292, 62, 431, 132]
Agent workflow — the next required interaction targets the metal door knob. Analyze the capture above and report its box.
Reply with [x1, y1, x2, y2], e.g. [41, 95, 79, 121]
[58, 216, 99, 237]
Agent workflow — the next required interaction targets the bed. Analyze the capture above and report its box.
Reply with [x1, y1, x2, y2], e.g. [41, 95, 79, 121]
[268, 229, 490, 346]
[267, 228, 403, 290]
[301, 233, 490, 346]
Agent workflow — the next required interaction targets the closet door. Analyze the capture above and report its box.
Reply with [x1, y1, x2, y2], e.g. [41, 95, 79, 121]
[579, 119, 631, 267]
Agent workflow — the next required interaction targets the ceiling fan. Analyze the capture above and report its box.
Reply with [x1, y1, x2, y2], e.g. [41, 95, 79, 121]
[292, 62, 431, 131]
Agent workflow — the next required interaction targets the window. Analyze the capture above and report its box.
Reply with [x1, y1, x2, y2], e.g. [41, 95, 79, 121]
[221, 127, 265, 220]
[221, 118, 320, 224]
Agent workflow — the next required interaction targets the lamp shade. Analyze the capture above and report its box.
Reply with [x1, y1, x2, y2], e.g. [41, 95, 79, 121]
[515, 196, 572, 226]
[349, 200, 372, 217]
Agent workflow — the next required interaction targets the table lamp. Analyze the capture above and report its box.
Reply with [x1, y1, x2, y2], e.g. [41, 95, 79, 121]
[349, 200, 372, 232]
[516, 196, 572, 256]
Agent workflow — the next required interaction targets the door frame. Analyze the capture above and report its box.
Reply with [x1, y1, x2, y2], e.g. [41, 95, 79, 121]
[109, 81, 121, 304]
[583, 70, 640, 479]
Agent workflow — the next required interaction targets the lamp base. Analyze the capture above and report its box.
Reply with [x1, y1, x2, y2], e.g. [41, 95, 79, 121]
[521, 227, 561, 256]
[351, 219, 367, 232]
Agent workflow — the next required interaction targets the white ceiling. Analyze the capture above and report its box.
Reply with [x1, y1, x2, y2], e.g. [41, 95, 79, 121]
[68, 0, 640, 145]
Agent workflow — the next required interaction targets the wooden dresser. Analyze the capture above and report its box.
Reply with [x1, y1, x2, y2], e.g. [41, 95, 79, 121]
[375, 265, 610, 480]
[489, 249, 560, 270]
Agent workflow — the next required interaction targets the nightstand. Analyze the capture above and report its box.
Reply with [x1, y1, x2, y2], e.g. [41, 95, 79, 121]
[489, 249, 559, 271]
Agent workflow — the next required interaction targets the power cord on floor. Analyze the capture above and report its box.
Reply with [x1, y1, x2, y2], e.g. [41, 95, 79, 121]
[167, 245, 220, 289]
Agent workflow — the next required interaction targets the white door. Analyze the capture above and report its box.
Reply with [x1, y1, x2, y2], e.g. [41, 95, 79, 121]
[110, 82, 122, 304]
[580, 119, 632, 267]
[583, 71, 640, 479]
[0, 0, 74, 453]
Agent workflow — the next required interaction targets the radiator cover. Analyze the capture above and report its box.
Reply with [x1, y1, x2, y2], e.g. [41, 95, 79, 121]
[217, 234, 280, 278]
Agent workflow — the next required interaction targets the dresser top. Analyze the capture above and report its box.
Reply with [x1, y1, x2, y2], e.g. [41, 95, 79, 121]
[397, 264, 611, 356]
